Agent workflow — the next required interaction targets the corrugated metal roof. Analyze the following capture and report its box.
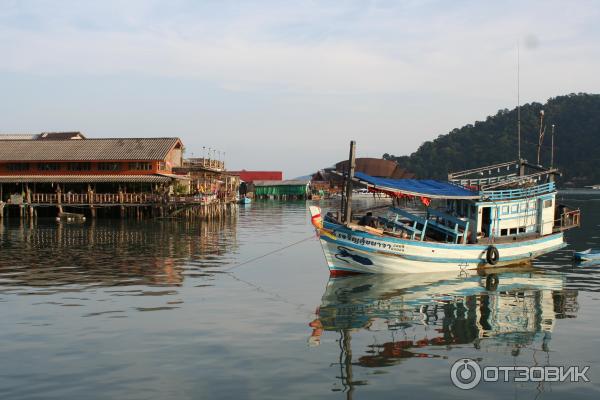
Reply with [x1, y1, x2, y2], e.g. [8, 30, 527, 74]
[0, 175, 174, 183]
[0, 138, 181, 161]
[336, 158, 414, 179]
[229, 171, 283, 182]
[253, 179, 310, 186]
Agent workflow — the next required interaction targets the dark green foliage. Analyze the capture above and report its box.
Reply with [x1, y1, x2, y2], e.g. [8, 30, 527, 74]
[383, 93, 600, 186]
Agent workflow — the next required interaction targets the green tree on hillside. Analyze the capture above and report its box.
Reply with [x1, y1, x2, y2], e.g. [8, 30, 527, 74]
[383, 93, 600, 186]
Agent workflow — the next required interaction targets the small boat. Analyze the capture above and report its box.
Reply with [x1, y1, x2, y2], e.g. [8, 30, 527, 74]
[239, 196, 252, 204]
[56, 212, 86, 223]
[574, 249, 600, 262]
[352, 188, 390, 198]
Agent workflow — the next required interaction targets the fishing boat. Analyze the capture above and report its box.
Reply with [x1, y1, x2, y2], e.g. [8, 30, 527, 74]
[309, 141, 580, 275]
[574, 249, 600, 262]
[352, 188, 390, 198]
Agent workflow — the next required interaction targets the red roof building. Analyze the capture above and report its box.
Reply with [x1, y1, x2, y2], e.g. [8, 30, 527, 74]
[0, 138, 185, 184]
[230, 170, 283, 183]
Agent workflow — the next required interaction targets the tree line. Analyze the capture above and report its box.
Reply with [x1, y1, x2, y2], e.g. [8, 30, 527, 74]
[383, 93, 600, 186]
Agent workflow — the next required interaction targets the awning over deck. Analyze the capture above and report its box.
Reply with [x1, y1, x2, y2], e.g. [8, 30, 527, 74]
[353, 172, 479, 200]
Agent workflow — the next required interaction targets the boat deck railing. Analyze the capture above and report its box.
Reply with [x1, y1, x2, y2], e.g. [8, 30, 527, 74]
[481, 182, 555, 201]
[554, 209, 581, 232]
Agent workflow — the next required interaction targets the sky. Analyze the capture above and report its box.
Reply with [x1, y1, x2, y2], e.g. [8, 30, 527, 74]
[1, 0, 599, 178]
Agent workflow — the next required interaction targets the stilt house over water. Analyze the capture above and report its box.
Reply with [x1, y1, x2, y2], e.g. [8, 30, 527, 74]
[0, 134, 238, 219]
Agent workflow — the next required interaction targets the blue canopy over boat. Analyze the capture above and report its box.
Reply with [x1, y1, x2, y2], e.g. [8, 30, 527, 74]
[353, 172, 479, 199]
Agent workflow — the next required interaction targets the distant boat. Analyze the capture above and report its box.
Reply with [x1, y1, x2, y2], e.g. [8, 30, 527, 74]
[56, 212, 86, 224]
[352, 188, 390, 198]
[584, 185, 600, 190]
[574, 249, 600, 262]
[239, 196, 252, 204]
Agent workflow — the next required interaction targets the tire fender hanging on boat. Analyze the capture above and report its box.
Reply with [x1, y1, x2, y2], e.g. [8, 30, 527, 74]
[486, 245, 500, 265]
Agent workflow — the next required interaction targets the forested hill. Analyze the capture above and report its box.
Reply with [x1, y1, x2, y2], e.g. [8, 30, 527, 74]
[383, 93, 600, 186]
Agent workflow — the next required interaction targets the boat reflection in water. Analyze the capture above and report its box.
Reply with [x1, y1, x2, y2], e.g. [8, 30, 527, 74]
[308, 268, 578, 395]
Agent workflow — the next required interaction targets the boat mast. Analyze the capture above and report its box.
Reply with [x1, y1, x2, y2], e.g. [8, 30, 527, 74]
[551, 124, 555, 168]
[343, 141, 356, 224]
[517, 44, 521, 162]
[536, 110, 545, 165]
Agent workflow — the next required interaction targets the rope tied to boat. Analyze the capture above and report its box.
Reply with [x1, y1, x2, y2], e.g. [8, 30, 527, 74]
[223, 235, 317, 272]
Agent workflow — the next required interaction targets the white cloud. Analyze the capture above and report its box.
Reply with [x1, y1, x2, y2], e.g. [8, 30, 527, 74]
[1, 0, 598, 96]
[1, 1, 599, 176]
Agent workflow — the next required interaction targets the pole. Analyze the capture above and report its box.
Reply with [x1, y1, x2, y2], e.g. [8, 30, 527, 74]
[343, 141, 356, 224]
[536, 110, 545, 165]
[517, 44, 521, 161]
[551, 124, 555, 168]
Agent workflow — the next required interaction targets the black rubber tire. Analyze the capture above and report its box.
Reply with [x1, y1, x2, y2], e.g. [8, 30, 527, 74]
[486, 246, 500, 265]
[485, 274, 499, 291]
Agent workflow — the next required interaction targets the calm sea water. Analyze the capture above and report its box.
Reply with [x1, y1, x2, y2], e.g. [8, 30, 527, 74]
[1, 193, 599, 399]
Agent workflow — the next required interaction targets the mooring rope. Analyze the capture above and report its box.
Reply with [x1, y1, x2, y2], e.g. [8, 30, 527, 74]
[223, 234, 316, 272]
[225, 272, 315, 314]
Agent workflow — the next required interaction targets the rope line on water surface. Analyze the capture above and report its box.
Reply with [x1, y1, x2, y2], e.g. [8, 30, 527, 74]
[223, 235, 316, 272]
[226, 273, 315, 315]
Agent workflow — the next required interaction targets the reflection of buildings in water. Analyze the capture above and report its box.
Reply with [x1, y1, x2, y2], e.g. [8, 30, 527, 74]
[0, 217, 238, 288]
[309, 270, 579, 396]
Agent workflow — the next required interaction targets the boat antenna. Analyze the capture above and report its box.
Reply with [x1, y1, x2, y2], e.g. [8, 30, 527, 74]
[536, 110, 545, 165]
[517, 43, 521, 162]
[551, 124, 555, 168]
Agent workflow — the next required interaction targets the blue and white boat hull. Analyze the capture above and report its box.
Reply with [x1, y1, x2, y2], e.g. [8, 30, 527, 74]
[311, 209, 565, 274]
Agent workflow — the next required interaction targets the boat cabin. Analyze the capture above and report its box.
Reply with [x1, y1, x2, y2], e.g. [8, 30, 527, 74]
[345, 160, 580, 245]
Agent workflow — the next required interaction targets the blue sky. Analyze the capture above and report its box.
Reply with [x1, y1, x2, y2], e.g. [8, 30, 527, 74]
[1, 0, 599, 177]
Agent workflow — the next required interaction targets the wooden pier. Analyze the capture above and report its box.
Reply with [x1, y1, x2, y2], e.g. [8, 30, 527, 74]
[0, 192, 238, 220]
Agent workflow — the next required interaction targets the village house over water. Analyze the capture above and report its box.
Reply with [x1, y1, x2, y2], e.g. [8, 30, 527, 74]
[0, 132, 239, 220]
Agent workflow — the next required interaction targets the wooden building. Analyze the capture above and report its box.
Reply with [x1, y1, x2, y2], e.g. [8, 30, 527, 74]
[0, 137, 238, 219]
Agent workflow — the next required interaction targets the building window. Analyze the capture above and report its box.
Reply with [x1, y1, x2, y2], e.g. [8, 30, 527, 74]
[98, 162, 121, 171]
[129, 162, 153, 171]
[67, 162, 91, 171]
[37, 163, 61, 171]
[510, 228, 517, 235]
[501, 206, 509, 214]
[159, 161, 167, 170]
[529, 201, 536, 209]
[519, 227, 526, 233]
[5, 163, 29, 171]
[511, 204, 519, 213]
[544, 199, 553, 208]
[501, 228, 508, 236]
